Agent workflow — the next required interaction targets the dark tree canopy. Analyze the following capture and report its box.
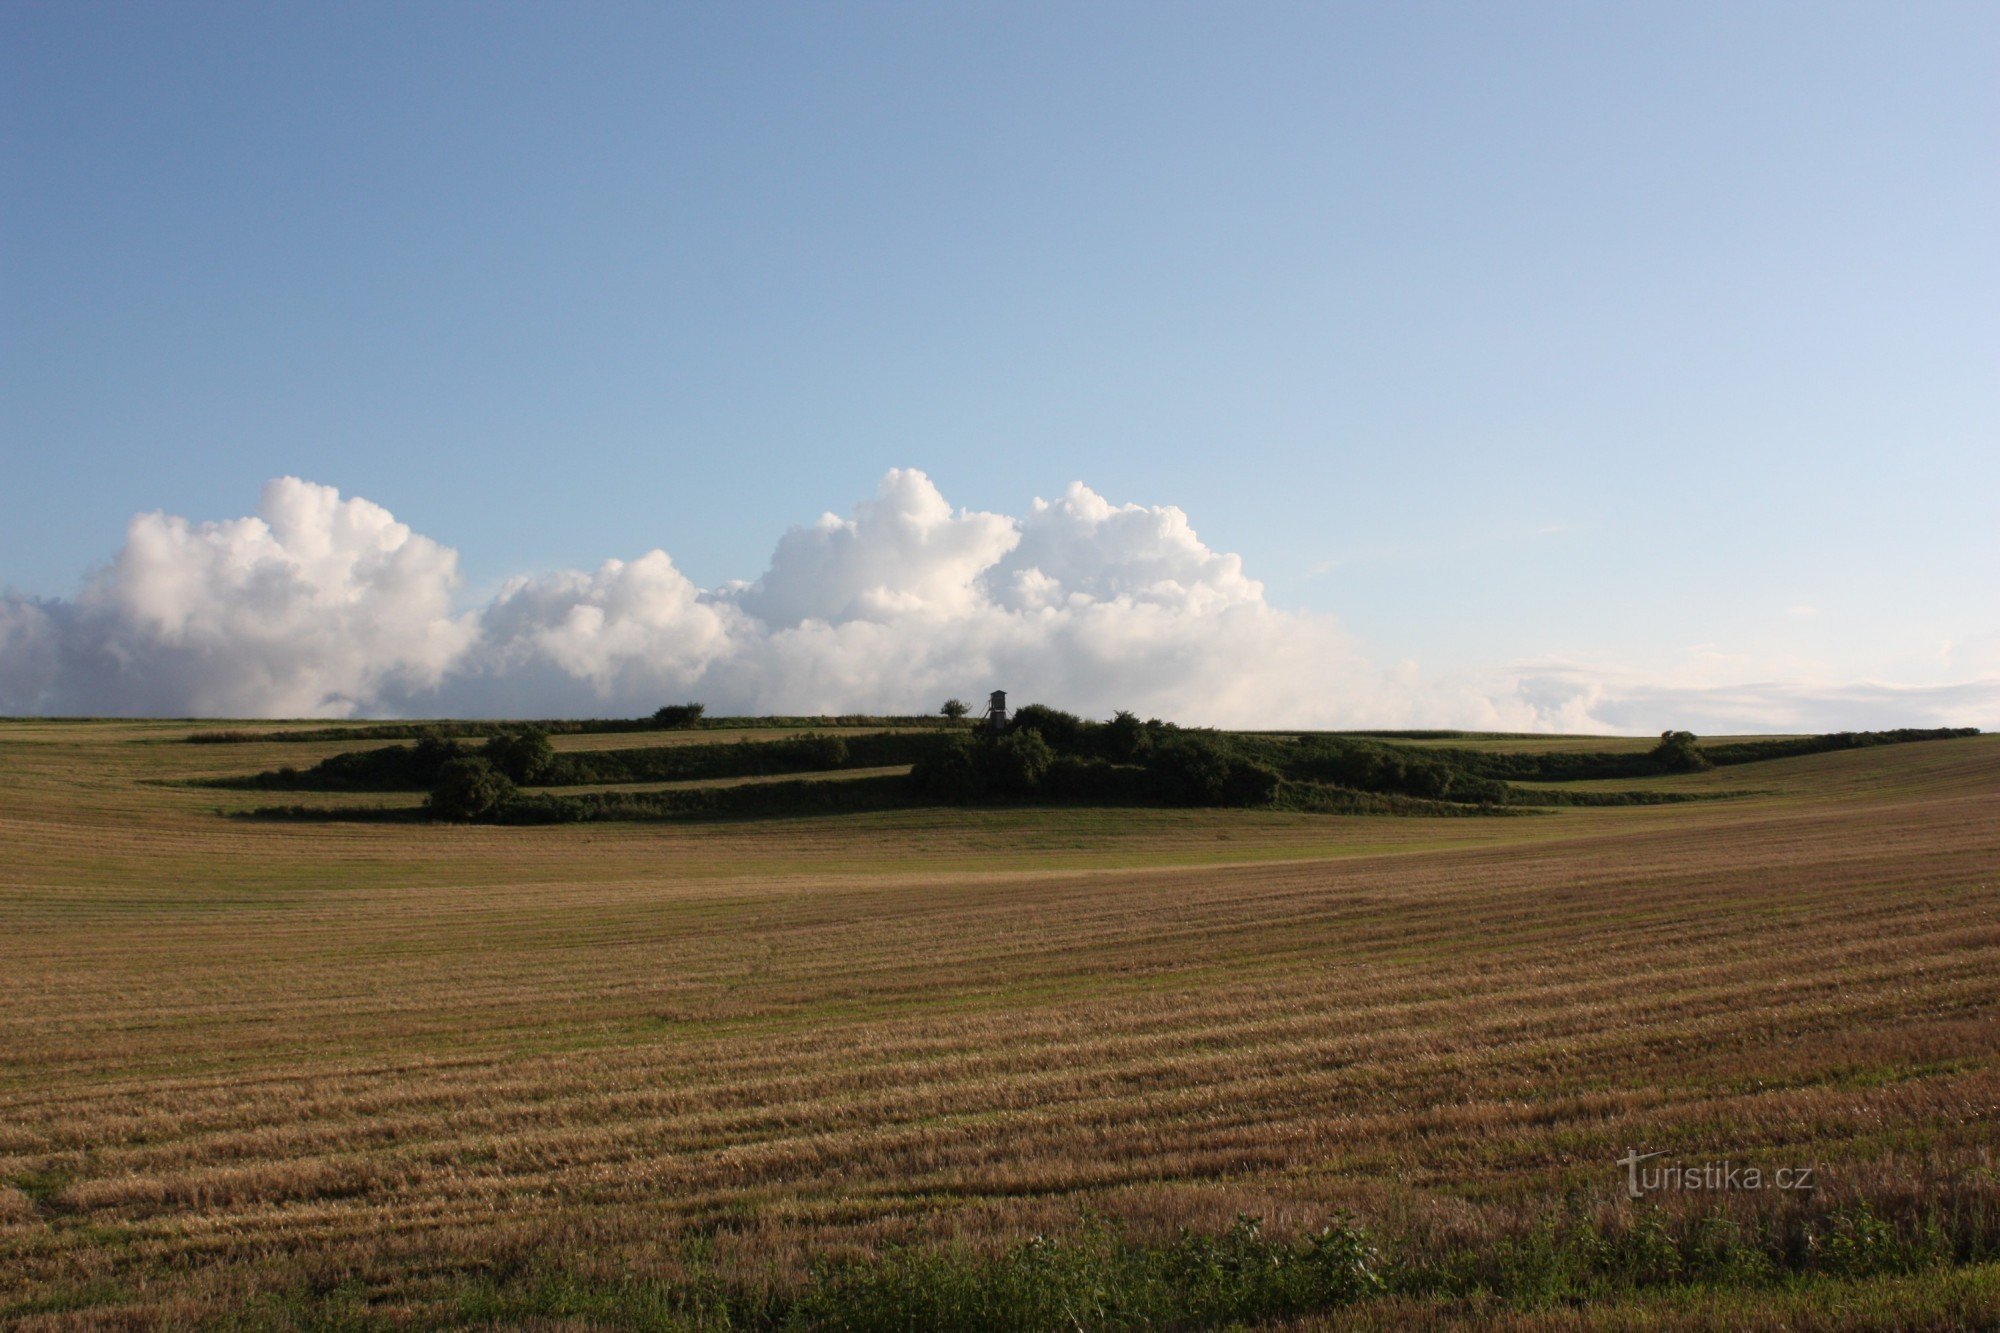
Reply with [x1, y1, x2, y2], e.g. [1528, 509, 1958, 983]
[651, 703, 706, 729]
[481, 729, 555, 785]
[1649, 729, 1712, 773]
[979, 729, 1055, 795]
[910, 737, 984, 802]
[429, 757, 517, 822]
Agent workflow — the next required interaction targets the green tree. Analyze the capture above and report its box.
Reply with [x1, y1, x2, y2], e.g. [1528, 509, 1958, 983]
[481, 728, 555, 784]
[978, 729, 1054, 796]
[410, 734, 464, 784]
[651, 703, 706, 729]
[1009, 704, 1086, 752]
[910, 736, 984, 802]
[940, 698, 970, 722]
[1649, 729, 1711, 773]
[429, 756, 516, 822]
[1103, 709, 1149, 762]
[1148, 736, 1235, 805]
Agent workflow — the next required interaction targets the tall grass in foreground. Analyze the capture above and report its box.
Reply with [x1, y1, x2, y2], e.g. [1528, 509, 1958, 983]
[207, 1193, 2000, 1330]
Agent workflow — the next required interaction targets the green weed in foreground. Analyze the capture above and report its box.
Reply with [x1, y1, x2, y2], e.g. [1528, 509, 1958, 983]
[182, 1199, 2000, 1330]
[1396, 1199, 1978, 1307]
[791, 1216, 1383, 1331]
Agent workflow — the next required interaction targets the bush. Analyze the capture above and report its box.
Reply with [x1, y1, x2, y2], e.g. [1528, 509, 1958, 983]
[1009, 704, 1088, 753]
[1650, 729, 1712, 773]
[910, 737, 985, 802]
[1222, 759, 1282, 807]
[979, 729, 1055, 796]
[1101, 710, 1152, 762]
[1141, 735, 1283, 808]
[1147, 736, 1236, 805]
[651, 703, 705, 729]
[411, 734, 462, 774]
[909, 731, 1059, 802]
[429, 757, 516, 822]
[247, 729, 931, 793]
[507, 773, 915, 823]
[1280, 736, 1513, 804]
[481, 729, 555, 784]
[231, 734, 466, 791]
[1040, 755, 1147, 803]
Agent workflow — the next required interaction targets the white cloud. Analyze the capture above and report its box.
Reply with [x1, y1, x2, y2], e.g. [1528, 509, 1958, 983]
[2, 478, 472, 718]
[731, 468, 1020, 627]
[2, 470, 1996, 732]
[1483, 658, 2000, 735]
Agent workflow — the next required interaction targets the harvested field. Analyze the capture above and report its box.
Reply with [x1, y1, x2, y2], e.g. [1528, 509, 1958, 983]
[2, 722, 1996, 1327]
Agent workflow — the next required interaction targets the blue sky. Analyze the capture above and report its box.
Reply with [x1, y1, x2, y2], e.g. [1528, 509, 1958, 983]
[2, 3, 1995, 724]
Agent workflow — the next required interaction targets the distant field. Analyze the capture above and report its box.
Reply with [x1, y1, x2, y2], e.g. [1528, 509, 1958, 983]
[2, 720, 1996, 1327]
[1388, 732, 1803, 753]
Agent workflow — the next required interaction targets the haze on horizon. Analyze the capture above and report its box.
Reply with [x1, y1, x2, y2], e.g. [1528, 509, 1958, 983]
[2, 4, 1994, 731]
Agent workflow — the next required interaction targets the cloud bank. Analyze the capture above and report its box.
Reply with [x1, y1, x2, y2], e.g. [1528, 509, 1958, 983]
[2, 471, 1994, 732]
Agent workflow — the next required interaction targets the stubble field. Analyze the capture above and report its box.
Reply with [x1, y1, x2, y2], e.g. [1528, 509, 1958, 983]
[2, 720, 1996, 1328]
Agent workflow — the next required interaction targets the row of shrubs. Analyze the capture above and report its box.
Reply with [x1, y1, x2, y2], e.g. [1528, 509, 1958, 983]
[417, 733, 1534, 824]
[1419, 726, 1978, 784]
[429, 763, 916, 823]
[901, 708, 1948, 814]
[222, 729, 951, 792]
[417, 719, 1509, 822]
[909, 728, 1286, 809]
[259, 711, 1982, 824]
[910, 713, 1545, 812]
[1700, 726, 1980, 766]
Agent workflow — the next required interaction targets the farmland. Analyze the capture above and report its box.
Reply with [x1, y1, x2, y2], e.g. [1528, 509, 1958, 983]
[2, 719, 1997, 1328]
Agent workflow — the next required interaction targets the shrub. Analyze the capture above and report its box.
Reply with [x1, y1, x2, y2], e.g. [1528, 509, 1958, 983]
[1280, 736, 1512, 804]
[1650, 729, 1712, 772]
[1222, 759, 1282, 807]
[1101, 710, 1152, 762]
[429, 757, 516, 822]
[651, 703, 705, 729]
[910, 737, 985, 802]
[1009, 704, 1088, 753]
[1142, 735, 1283, 808]
[1147, 736, 1236, 805]
[238, 735, 467, 791]
[788, 732, 849, 770]
[911, 731, 1058, 801]
[1040, 755, 1147, 803]
[411, 734, 463, 776]
[481, 729, 555, 784]
[523, 773, 914, 823]
[978, 730, 1055, 796]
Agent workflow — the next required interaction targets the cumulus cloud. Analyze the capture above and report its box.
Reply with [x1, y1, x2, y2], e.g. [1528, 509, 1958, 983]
[394, 469, 1376, 725]
[3, 469, 1996, 732]
[2, 479, 471, 717]
[733, 468, 1019, 627]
